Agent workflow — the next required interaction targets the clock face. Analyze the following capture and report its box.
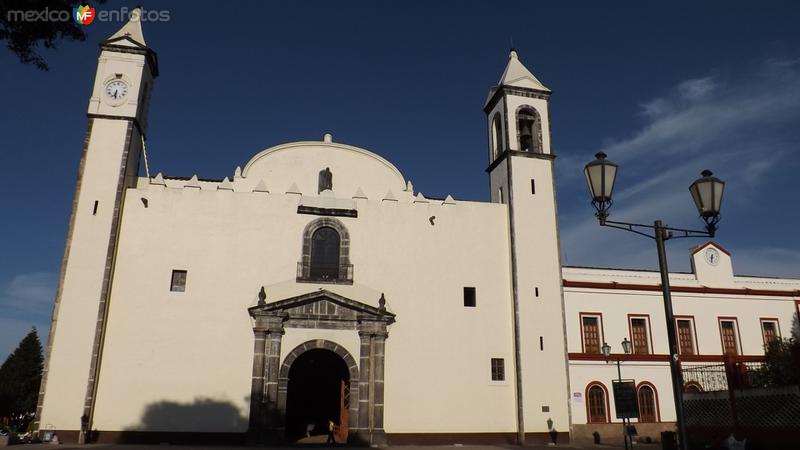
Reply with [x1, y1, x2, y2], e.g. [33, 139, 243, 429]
[704, 248, 720, 266]
[104, 80, 129, 104]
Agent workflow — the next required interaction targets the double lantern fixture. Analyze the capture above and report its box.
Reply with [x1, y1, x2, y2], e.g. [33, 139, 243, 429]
[583, 152, 725, 235]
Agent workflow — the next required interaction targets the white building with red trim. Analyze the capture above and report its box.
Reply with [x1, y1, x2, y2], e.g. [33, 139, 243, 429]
[563, 241, 800, 443]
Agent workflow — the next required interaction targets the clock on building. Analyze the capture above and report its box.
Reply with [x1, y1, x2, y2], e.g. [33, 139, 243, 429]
[704, 248, 720, 266]
[104, 79, 129, 106]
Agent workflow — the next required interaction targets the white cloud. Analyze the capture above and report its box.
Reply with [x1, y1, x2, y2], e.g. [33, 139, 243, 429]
[558, 58, 800, 275]
[1, 272, 57, 314]
[677, 77, 716, 102]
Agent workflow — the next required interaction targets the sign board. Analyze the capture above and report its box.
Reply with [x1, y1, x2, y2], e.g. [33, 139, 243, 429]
[612, 379, 639, 419]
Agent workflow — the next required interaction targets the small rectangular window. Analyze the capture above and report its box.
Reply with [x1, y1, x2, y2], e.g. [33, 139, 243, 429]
[92, 200, 99, 215]
[170, 270, 187, 292]
[491, 358, 505, 381]
[676, 318, 696, 355]
[535, 287, 539, 297]
[630, 317, 651, 355]
[761, 319, 780, 347]
[539, 336, 544, 351]
[581, 314, 602, 354]
[463, 287, 476, 307]
[530, 179, 536, 194]
[498, 186, 504, 204]
[719, 319, 739, 355]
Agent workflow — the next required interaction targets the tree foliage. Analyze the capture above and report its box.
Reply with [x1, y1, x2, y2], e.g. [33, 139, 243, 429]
[0, 328, 43, 430]
[0, 0, 107, 70]
[761, 337, 800, 387]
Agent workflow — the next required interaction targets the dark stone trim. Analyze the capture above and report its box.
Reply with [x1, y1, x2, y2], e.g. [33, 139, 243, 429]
[47, 429, 567, 446]
[248, 290, 394, 445]
[33, 119, 95, 432]
[388, 432, 569, 445]
[48, 429, 246, 445]
[249, 289, 395, 322]
[163, 174, 223, 183]
[484, 85, 551, 114]
[298, 217, 352, 282]
[98, 42, 159, 78]
[80, 121, 138, 443]
[487, 149, 556, 173]
[505, 155, 525, 445]
[297, 205, 358, 218]
[87, 114, 145, 138]
[550, 157, 575, 434]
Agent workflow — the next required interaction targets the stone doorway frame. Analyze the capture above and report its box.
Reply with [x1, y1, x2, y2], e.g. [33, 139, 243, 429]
[247, 289, 395, 445]
[278, 340, 359, 441]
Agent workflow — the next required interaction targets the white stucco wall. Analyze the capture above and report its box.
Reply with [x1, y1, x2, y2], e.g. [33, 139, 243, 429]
[86, 151, 519, 434]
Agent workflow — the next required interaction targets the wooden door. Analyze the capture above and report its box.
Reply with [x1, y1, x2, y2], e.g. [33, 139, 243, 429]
[336, 380, 349, 442]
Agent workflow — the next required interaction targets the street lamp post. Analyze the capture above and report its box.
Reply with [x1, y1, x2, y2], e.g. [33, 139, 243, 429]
[584, 152, 725, 450]
[602, 338, 633, 450]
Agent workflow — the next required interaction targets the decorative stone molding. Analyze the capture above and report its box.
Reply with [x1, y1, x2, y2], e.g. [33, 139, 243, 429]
[247, 289, 395, 444]
[298, 217, 352, 284]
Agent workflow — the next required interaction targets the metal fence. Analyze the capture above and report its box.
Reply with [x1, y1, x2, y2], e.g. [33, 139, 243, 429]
[681, 360, 767, 392]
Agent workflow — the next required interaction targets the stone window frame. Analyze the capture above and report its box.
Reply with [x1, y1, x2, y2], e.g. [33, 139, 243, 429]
[514, 105, 543, 154]
[298, 217, 352, 284]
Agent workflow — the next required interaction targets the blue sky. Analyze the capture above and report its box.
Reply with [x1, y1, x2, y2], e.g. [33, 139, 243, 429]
[1, 1, 800, 359]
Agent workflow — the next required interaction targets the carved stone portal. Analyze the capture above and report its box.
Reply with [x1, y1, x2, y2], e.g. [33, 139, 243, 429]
[247, 289, 395, 445]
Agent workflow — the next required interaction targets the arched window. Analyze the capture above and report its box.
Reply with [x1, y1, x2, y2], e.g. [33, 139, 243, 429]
[299, 218, 352, 283]
[586, 383, 608, 423]
[516, 107, 542, 153]
[310, 227, 340, 279]
[684, 382, 702, 393]
[637, 384, 658, 422]
[491, 114, 503, 159]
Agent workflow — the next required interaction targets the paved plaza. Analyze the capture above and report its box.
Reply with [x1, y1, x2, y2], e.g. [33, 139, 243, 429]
[20, 444, 663, 450]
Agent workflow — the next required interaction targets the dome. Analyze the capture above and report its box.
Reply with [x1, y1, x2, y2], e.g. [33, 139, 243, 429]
[239, 139, 406, 198]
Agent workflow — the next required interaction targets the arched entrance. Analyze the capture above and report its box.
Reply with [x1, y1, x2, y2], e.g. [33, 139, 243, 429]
[278, 340, 360, 443]
[248, 291, 394, 445]
[285, 349, 349, 441]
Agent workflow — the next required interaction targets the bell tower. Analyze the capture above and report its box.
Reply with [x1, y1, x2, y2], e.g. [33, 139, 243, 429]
[485, 50, 571, 442]
[35, 8, 158, 440]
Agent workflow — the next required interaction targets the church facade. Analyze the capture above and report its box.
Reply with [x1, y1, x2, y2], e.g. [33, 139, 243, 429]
[34, 11, 800, 446]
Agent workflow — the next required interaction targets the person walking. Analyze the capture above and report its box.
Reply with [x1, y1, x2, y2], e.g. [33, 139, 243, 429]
[326, 419, 336, 444]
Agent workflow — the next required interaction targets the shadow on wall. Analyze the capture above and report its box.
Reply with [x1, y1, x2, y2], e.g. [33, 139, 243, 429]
[92, 398, 249, 444]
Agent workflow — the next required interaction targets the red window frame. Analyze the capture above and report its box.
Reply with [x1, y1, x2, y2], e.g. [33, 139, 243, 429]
[759, 318, 781, 348]
[579, 313, 604, 354]
[674, 315, 698, 356]
[718, 317, 741, 356]
[628, 314, 653, 355]
[636, 382, 660, 423]
[586, 382, 610, 424]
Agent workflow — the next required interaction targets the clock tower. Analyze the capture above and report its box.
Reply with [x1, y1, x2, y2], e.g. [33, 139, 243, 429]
[35, 8, 158, 441]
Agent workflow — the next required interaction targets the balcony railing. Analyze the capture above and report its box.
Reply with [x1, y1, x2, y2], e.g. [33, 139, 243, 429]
[296, 261, 353, 284]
